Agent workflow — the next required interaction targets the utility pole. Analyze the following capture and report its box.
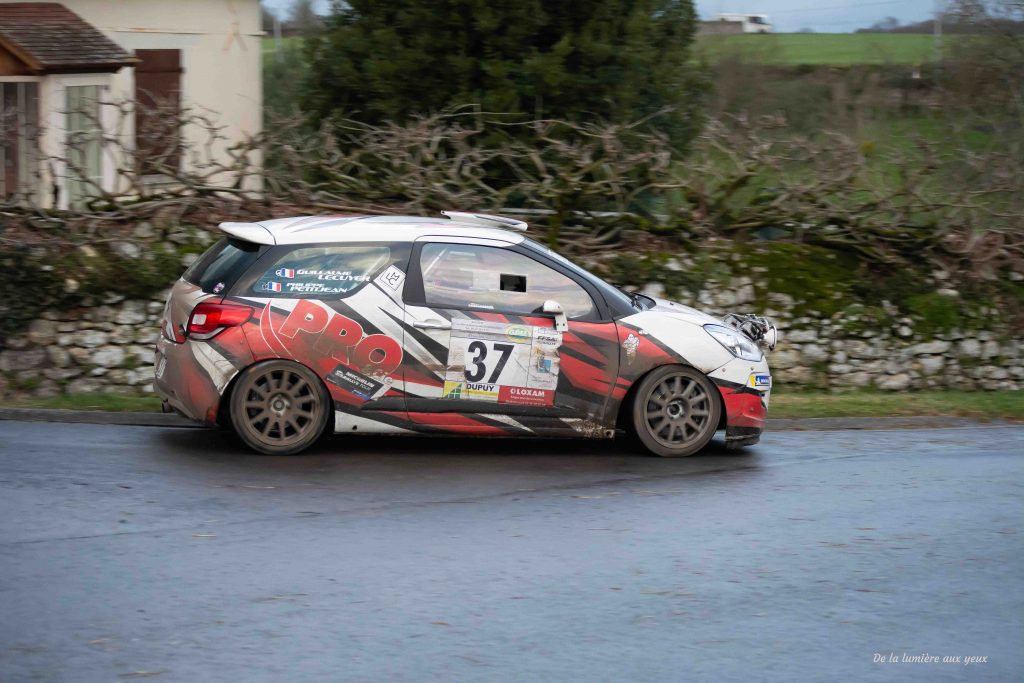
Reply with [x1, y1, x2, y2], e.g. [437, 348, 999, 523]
[274, 15, 283, 64]
[933, 0, 944, 69]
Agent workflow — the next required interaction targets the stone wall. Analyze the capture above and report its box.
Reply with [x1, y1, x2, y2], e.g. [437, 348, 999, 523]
[640, 275, 1022, 392]
[0, 276, 1019, 401]
[0, 294, 166, 400]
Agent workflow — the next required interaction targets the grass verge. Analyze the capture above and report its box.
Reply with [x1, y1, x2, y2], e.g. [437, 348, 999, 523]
[1, 391, 1022, 421]
[770, 390, 1024, 421]
[695, 33, 943, 66]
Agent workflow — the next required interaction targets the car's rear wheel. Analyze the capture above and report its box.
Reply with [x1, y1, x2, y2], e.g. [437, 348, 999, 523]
[229, 360, 331, 455]
[631, 365, 721, 457]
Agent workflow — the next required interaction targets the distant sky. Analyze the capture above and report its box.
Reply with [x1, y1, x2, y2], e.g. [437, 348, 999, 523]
[260, 0, 936, 34]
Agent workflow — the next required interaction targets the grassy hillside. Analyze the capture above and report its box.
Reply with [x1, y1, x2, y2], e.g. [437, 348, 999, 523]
[266, 34, 943, 68]
[696, 33, 944, 65]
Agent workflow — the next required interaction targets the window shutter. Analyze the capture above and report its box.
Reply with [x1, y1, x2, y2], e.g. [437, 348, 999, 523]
[134, 49, 182, 174]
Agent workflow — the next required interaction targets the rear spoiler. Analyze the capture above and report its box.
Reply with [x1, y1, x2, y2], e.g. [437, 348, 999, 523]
[218, 222, 276, 245]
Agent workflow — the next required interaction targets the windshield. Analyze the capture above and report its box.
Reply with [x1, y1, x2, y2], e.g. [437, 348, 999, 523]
[520, 237, 640, 315]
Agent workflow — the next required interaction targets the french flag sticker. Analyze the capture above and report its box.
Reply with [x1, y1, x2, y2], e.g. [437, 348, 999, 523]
[262, 281, 282, 293]
[275, 268, 295, 278]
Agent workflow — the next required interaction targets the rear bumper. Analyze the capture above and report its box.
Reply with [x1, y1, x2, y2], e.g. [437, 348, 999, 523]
[153, 338, 219, 425]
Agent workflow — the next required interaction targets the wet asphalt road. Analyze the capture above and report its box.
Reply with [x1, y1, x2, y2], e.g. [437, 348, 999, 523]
[0, 422, 1021, 682]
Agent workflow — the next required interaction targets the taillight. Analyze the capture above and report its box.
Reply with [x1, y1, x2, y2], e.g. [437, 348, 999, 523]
[187, 302, 253, 340]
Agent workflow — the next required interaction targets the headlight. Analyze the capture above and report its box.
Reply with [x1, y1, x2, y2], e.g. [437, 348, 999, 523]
[704, 324, 763, 361]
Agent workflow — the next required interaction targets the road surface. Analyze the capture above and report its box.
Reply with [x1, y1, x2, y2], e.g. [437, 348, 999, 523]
[0, 421, 1021, 681]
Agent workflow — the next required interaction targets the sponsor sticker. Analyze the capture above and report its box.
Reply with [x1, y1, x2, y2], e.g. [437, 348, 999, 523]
[749, 373, 771, 389]
[443, 380, 499, 401]
[498, 385, 554, 407]
[326, 365, 385, 399]
[274, 300, 404, 401]
[375, 264, 406, 292]
[505, 325, 531, 343]
[622, 333, 639, 363]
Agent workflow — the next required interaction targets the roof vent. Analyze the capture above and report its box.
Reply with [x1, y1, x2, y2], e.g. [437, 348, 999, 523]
[441, 211, 528, 232]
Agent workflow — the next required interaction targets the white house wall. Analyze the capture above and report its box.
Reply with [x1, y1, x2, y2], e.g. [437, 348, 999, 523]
[0, 0, 263, 205]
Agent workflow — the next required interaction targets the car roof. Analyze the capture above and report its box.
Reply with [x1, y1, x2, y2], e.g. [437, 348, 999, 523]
[218, 214, 529, 247]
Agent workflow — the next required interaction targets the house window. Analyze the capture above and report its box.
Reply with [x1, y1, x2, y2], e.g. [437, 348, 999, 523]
[0, 81, 39, 199]
[134, 49, 182, 175]
[65, 84, 103, 209]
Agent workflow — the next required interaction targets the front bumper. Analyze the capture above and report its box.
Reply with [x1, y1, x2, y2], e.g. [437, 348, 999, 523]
[710, 355, 771, 446]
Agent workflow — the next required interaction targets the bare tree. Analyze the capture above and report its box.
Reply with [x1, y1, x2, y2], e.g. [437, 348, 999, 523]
[286, 0, 322, 35]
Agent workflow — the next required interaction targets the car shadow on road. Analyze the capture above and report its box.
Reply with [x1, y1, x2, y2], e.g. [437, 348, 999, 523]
[152, 425, 763, 486]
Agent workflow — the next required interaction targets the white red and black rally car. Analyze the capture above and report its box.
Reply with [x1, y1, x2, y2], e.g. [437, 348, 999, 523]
[154, 212, 777, 456]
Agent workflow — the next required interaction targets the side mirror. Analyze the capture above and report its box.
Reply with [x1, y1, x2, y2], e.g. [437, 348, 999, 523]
[543, 299, 568, 333]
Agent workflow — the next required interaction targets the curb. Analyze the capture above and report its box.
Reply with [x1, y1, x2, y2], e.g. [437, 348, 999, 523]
[0, 408, 1014, 432]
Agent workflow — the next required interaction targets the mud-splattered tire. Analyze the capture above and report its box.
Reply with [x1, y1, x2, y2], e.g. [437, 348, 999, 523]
[631, 365, 721, 457]
[229, 360, 331, 455]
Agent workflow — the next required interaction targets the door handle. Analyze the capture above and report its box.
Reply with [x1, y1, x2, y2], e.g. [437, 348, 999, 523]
[413, 319, 452, 330]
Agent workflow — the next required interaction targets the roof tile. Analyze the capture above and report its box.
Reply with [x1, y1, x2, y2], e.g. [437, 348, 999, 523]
[0, 2, 133, 73]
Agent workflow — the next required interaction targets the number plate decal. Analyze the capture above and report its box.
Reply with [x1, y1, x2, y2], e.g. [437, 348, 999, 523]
[443, 319, 561, 406]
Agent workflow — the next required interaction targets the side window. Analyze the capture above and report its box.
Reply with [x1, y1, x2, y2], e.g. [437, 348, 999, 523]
[252, 245, 391, 298]
[419, 243, 594, 318]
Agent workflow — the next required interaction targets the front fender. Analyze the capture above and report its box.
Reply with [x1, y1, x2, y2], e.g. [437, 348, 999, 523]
[609, 308, 772, 434]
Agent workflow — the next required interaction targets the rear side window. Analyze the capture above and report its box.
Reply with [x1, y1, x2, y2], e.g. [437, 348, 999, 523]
[252, 245, 391, 298]
[183, 238, 264, 294]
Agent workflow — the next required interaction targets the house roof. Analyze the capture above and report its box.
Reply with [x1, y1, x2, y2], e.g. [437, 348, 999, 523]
[0, 3, 135, 74]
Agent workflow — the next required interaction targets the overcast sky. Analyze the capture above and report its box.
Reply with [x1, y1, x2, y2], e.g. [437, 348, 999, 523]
[261, 0, 936, 34]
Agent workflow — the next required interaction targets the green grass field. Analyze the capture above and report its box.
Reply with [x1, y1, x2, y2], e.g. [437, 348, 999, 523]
[263, 36, 305, 55]
[267, 34, 942, 66]
[696, 33, 945, 66]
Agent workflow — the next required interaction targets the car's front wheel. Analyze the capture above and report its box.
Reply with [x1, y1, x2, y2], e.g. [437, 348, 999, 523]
[631, 365, 721, 457]
[229, 360, 331, 455]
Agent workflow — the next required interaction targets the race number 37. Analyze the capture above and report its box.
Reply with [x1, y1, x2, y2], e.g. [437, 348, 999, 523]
[464, 341, 514, 383]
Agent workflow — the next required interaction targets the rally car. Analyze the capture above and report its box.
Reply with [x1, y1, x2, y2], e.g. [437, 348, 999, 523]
[154, 212, 777, 456]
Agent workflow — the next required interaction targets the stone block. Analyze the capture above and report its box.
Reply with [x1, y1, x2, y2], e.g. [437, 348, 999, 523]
[875, 373, 911, 390]
[91, 346, 126, 368]
[0, 347, 46, 372]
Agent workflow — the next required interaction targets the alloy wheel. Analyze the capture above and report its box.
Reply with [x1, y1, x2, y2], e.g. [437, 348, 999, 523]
[631, 366, 721, 457]
[231, 361, 329, 454]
